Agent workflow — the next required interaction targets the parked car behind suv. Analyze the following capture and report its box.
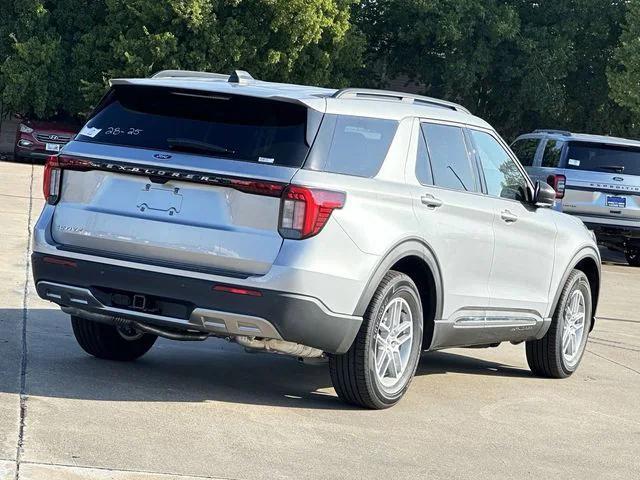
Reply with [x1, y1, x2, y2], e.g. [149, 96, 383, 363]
[32, 71, 600, 409]
[14, 119, 78, 162]
[512, 130, 640, 266]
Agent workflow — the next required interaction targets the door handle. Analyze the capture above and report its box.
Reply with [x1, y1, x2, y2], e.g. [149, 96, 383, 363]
[421, 194, 443, 209]
[500, 209, 518, 223]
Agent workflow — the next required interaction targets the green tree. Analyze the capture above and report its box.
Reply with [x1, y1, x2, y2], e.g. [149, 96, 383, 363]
[609, 0, 640, 130]
[354, 0, 637, 139]
[72, 0, 362, 112]
[0, 0, 102, 118]
[0, 1, 65, 118]
[0, 0, 362, 118]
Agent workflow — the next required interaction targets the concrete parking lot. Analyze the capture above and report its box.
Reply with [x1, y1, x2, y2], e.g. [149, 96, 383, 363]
[0, 160, 638, 480]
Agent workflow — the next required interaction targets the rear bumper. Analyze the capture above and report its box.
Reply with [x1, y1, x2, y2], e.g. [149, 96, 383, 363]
[32, 253, 362, 354]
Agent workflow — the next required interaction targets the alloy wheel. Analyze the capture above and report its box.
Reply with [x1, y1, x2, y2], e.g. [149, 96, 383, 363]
[562, 289, 586, 367]
[373, 297, 414, 394]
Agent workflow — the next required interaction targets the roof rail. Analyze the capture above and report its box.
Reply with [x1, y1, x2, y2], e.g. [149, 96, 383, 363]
[332, 88, 470, 114]
[533, 129, 571, 136]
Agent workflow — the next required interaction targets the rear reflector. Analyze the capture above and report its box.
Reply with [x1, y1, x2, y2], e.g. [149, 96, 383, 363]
[213, 285, 262, 297]
[278, 185, 345, 239]
[547, 174, 566, 199]
[42, 256, 77, 268]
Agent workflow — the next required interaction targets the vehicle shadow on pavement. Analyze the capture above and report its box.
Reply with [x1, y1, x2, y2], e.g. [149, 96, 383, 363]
[417, 351, 531, 378]
[0, 308, 531, 410]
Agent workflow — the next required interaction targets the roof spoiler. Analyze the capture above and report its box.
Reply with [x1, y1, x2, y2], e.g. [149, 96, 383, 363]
[150, 69, 255, 85]
[533, 129, 571, 136]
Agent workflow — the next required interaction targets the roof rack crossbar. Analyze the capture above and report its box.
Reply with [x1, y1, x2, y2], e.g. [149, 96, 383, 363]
[332, 88, 470, 114]
[533, 129, 571, 136]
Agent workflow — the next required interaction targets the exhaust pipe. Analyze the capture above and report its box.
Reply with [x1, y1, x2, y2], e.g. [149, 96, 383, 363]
[234, 336, 324, 358]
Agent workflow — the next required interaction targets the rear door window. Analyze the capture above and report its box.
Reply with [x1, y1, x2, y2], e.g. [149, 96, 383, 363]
[422, 123, 477, 192]
[542, 140, 565, 168]
[510, 138, 539, 167]
[77, 85, 310, 167]
[566, 142, 640, 176]
[304, 115, 398, 177]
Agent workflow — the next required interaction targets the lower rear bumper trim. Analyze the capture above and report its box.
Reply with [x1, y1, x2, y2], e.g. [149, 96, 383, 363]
[38, 281, 283, 340]
[32, 253, 362, 353]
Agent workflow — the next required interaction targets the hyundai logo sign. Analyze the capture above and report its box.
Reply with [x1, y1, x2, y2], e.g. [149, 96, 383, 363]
[153, 154, 172, 160]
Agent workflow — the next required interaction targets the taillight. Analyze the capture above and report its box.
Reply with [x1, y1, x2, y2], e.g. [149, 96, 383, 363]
[279, 185, 345, 239]
[547, 174, 566, 199]
[43, 155, 61, 203]
[227, 178, 284, 197]
[43, 155, 93, 204]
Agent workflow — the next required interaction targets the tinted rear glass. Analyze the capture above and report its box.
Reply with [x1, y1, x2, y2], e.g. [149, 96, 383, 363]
[566, 141, 640, 176]
[542, 139, 565, 167]
[304, 115, 398, 177]
[77, 85, 310, 167]
[510, 138, 539, 167]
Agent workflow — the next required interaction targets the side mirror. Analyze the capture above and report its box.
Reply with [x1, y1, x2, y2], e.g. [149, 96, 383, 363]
[533, 180, 556, 208]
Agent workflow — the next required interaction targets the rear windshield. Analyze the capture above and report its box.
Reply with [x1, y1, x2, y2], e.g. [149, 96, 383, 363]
[566, 141, 640, 176]
[77, 85, 310, 167]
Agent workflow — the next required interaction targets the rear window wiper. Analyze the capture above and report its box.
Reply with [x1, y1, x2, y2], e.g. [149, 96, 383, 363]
[167, 138, 236, 156]
[597, 165, 625, 173]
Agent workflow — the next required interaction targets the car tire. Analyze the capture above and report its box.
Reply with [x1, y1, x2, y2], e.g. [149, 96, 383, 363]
[625, 247, 640, 267]
[526, 270, 592, 378]
[71, 315, 157, 361]
[329, 271, 423, 409]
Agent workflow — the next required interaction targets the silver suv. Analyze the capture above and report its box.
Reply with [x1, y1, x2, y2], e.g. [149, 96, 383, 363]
[33, 71, 601, 409]
[512, 130, 640, 266]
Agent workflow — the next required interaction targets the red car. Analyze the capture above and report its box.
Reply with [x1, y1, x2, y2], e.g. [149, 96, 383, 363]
[14, 119, 79, 162]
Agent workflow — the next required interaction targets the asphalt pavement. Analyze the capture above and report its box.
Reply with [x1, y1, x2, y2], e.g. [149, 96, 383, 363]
[0, 160, 638, 479]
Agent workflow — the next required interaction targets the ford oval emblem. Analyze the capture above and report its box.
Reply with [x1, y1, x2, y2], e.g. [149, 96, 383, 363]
[613, 176, 624, 182]
[153, 153, 172, 160]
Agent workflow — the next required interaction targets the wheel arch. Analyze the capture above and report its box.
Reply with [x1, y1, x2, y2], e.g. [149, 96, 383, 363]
[354, 238, 443, 349]
[550, 247, 601, 330]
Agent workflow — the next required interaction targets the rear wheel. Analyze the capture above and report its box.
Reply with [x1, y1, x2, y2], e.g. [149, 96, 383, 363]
[71, 316, 157, 361]
[625, 247, 640, 267]
[329, 271, 423, 409]
[526, 270, 592, 378]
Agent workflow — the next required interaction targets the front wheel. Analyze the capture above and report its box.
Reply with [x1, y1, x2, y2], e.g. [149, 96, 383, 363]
[71, 316, 157, 361]
[329, 271, 423, 409]
[526, 270, 592, 378]
[625, 247, 640, 267]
